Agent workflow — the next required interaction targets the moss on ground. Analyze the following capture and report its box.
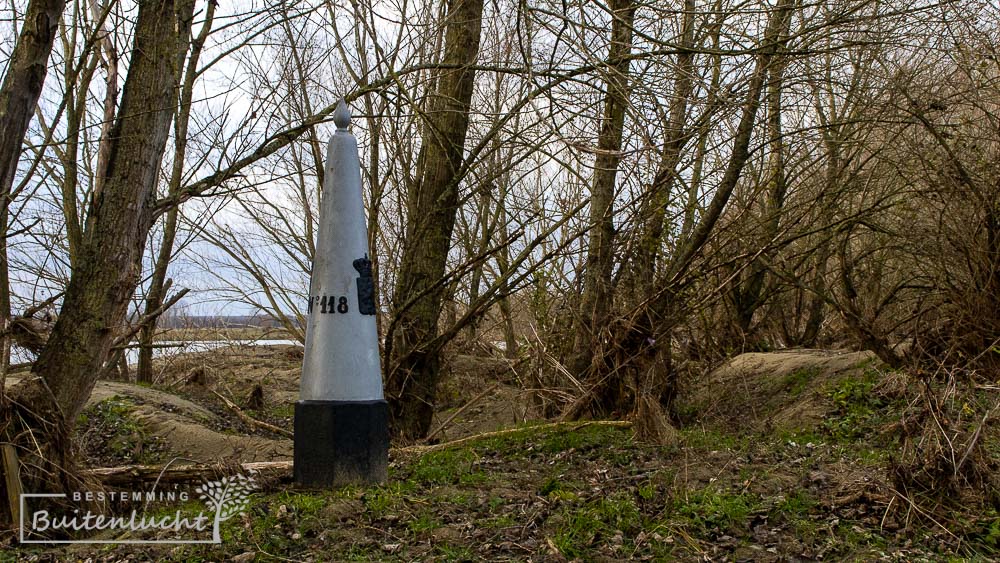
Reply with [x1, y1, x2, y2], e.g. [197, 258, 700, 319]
[76, 395, 168, 465]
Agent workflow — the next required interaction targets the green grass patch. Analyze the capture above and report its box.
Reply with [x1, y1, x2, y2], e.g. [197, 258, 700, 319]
[538, 423, 631, 454]
[407, 511, 441, 534]
[823, 368, 893, 441]
[966, 509, 1000, 556]
[435, 543, 475, 561]
[770, 490, 819, 538]
[363, 481, 417, 518]
[76, 396, 165, 464]
[681, 427, 747, 451]
[783, 366, 822, 395]
[256, 403, 294, 420]
[219, 490, 328, 549]
[551, 494, 641, 559]
[539, 474, 581, 501]
[672, 487, 758, 537]
[469, 422, 632, 459]
[410, 448, 486, 485]
[829, 520, 887, 553]
[482, 513, 518, 529]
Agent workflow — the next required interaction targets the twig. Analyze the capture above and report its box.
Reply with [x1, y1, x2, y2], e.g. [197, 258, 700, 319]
[955, 401, 998, 476]
[887, 485, 960, 541]
[111, 288, 190, 348]
[210, 389, 292, 438]
[425, 383, 500, 442]
[401, 420, 632, 454]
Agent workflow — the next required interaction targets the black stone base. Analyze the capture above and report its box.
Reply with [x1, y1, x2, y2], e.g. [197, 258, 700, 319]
[294, 400, 388, 488]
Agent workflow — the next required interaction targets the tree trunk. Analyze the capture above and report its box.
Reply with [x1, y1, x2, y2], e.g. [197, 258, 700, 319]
[386, 0, 485, 441]
[463, 185, 494, 346]
[3, 0, 195, 497]
[564, 0, 795, 430]
[727, 7, 792, 348]
[648, 1, 794, 419]
[137, 0, 215, 384]
[628, 0, 696, 298]
[0, 0, 65, 200]
[0, 0, 66, 403]
[568, 0, 636, 381]
[0, 206, 10, 397]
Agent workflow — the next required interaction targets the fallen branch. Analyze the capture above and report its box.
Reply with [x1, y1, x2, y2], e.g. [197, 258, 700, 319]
[83, 460, 293, 487]
[424, 383, 500, 442]
[2, 445, 23, 525]
[400, 420, 633, 455]
[211, 389, 293, 438]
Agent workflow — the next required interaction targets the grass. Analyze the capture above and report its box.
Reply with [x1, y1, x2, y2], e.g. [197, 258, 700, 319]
[537, 423, 630, 453]
[407, 511, 441, 533]
[435, 544, 475, 561]
[783, 366, 822, 395]
[472, 421, 634, 459]
[363, 482, 417, 518]
[22, 407, 1000, 561]
[771, 490, 820, 538]
[969, 509, 1000, 554]
[409, 447, 486, 485]
[672, 487, 758, 537]
[482, 513, 518, 528]
[551, 494, 642, 559]
[681, 427, 748, 451]
[253, 403, 294, 420]
[76, 396, 166, 464]
[822, 368, 895, 441]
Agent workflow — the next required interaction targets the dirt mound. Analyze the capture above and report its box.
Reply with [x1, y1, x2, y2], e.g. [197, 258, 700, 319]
[112, 347, 298, 464]
[430, 353, 534, 441]
[685, 349, 879, 432]
[11, 344, 522, 467]
[87, 379, 292, 464]
[127, 405, 291, 463]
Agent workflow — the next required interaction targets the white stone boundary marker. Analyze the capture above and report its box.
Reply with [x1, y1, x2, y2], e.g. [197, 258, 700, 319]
[294, 99, 388, 487]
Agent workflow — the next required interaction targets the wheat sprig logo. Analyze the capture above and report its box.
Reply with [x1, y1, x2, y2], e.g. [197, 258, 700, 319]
[195, 473, 256, 543]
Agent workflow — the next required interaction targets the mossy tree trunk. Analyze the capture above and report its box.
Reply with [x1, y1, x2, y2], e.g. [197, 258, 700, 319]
[386, 0, 485, 441]
[568, 0, 636, 383]
[136, 0, 215, 384]
[2, 0, 195, 498]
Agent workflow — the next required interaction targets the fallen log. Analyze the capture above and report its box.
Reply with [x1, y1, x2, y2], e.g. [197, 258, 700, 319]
[82, 460, 293, 487]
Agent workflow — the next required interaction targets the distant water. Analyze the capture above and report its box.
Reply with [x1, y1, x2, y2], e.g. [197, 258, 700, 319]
[11, 339, 301, 366]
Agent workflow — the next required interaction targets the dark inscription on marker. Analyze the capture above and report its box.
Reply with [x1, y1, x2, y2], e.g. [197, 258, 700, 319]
[309, 294, 349, 314]
[353, 255, 376, 315]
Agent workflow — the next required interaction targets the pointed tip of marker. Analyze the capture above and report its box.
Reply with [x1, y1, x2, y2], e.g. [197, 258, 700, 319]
[333, 99, 351, 130]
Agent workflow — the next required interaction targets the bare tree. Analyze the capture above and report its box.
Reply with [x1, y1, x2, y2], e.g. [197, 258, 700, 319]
[136, 0, 216, 383]
[563, 0, 795, 440]
[4, 0, 196, 493]
[0, 0, 67, 392]
[386, 0, 486, 441]
[567, 0, 637, 385]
